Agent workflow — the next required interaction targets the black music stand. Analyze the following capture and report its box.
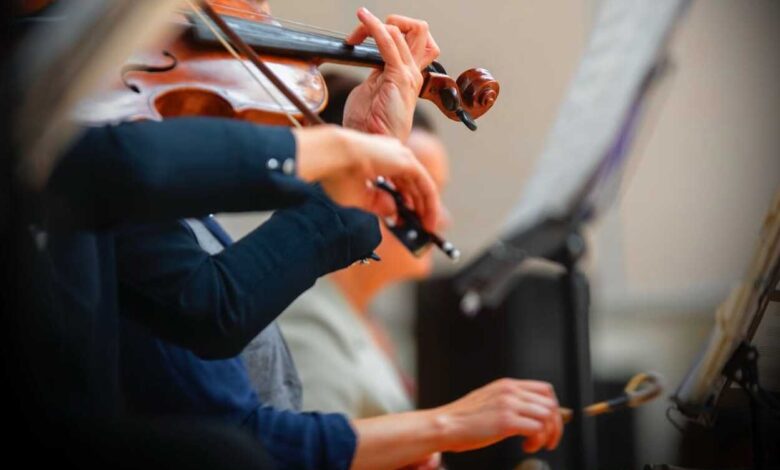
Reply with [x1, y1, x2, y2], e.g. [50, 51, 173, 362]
[455, 63, 665, 469]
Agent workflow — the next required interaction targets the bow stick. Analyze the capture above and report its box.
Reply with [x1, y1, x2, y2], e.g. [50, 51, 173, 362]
[560, 372, 664, 423]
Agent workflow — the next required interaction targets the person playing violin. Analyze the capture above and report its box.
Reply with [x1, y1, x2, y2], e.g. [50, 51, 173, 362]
[5, 3, 436, 468]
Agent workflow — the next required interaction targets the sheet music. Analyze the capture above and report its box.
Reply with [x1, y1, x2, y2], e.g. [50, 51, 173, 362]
[501, 0, 689, 237]
[674, 190, 780, 418]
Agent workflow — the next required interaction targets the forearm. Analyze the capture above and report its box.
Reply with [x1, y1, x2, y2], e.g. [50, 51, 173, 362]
[351, 376, 565, 469]
[350, 409, 452, 470]
[118, 191, 380, 358]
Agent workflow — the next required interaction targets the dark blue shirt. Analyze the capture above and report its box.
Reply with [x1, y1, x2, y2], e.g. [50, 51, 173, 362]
[119, 215, 362, 469]
[121, 292, 356, 470]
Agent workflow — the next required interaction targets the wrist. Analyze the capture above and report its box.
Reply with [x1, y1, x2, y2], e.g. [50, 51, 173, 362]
[417, 407, 458, 453]
[293, 125, 354, 182]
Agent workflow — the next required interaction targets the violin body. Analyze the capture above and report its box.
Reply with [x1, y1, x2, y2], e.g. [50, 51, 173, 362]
[74, 0, 325, 126]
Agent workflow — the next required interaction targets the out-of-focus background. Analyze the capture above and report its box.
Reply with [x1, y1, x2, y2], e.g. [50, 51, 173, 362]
[219, 0, 780, 467]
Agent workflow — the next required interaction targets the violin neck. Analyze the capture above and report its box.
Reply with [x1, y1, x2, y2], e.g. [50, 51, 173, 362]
[190, 13, 385, 69]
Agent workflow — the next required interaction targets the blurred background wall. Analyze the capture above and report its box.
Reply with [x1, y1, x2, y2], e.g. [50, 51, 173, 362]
[218, 0, 780, 466]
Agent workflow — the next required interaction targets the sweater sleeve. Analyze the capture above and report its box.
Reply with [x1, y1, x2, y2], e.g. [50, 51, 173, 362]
[116, 189, 381, 358]
[245, 406, 357, 470]
[46, 117, 310, 229]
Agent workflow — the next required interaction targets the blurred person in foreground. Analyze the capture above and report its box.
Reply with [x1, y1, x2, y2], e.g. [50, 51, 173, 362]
[4, 4, 434, 468]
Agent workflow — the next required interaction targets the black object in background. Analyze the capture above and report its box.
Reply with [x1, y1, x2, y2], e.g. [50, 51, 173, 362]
[416, 270, 636, 470]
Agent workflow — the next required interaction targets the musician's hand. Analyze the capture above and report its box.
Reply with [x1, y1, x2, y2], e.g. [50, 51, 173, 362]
[342, 8, 440, 141]
[518, 382, 564, 454]
[294, 125, 440, 232]
[433, 379, 563, 453]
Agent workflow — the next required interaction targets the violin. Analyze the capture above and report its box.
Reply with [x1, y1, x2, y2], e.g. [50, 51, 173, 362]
[75, 0, 499, 131]
[76, 0, 492, 259]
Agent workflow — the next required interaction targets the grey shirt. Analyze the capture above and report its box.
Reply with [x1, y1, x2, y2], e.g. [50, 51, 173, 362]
[242, 322, 302, 411]
[186, 218, 302, 411]
[276, 279, 412, 418]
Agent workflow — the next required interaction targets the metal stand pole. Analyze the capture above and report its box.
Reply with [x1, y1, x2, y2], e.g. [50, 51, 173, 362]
[559, 231, 598, 470]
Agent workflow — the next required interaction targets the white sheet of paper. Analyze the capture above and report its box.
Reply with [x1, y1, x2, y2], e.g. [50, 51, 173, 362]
[501, 0, 689, 237]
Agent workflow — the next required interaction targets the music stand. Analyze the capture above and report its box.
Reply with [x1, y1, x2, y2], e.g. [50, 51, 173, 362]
[671, 191, 780, 469]
[455, 1, 691, 468]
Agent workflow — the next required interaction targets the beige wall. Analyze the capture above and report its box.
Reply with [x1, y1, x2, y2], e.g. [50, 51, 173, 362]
[595, 0, 780, 306]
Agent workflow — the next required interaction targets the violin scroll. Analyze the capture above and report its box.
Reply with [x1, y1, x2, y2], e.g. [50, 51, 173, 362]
[419, 67, 499, 131]
[457, 68, 500, 119]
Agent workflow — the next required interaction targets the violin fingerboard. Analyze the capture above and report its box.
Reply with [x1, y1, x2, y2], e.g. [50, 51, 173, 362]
[189, 13, 385, 67]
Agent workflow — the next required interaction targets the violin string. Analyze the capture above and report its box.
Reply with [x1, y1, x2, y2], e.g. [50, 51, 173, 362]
[208, 4, 347, 36]
[269, 16, 377, 46]
[185, 0, 302, 128]
[185, 2, 378, 47]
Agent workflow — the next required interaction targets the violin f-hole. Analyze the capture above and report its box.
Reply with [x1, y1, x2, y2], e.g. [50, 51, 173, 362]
[121, 51, 178, 93]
